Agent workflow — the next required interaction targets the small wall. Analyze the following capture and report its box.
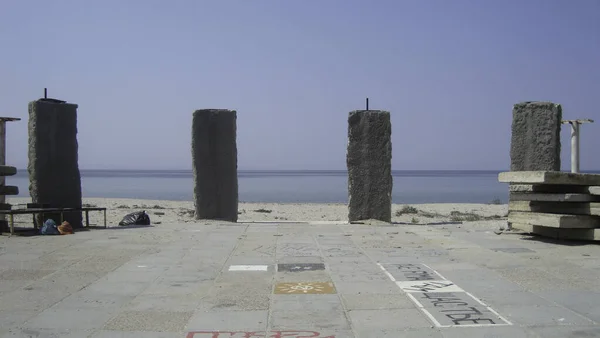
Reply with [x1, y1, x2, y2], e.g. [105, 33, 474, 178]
[28, 99, 82, 228]
[191, 109, 238, 222]
[510, 101, 562, 171]
[347, 110, 393, 223]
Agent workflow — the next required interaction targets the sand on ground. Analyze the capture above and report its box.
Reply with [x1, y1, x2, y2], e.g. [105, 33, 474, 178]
[6, 197, 508, 229]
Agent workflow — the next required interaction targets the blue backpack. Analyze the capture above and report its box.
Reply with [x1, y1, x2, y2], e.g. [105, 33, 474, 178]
[40, 219, 60, 235]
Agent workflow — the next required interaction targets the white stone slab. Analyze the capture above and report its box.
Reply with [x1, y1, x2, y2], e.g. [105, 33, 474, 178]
[509, 184, 589, 193]
[228, 265, 268, 271]
[508, 211, 600, 229]
[510, 193, 600, 202]
[499, 171, 600, 186]
[511, 223, 600, 241]
[509, 201, 600, 216]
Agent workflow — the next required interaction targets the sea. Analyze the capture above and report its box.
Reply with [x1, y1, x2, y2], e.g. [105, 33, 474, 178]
[4, 169, 528, 204]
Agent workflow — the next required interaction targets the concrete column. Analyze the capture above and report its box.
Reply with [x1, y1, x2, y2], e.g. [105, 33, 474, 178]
[347, 110, 392, 223]
[0, 120, 6, 223]
[510, 102, 562, 171]
[191, 109, 238, 222]
[571, 122, 580, 173]
[28, 99, 82, 228]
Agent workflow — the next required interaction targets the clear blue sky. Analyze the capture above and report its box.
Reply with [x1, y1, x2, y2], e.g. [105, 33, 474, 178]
[1, 0, 598, 171]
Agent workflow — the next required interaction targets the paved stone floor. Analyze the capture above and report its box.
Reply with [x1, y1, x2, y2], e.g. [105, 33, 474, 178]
[1, 221, 600, 337]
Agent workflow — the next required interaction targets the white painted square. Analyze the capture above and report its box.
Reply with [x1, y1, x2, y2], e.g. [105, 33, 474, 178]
[396, 280, 464, 293]
[228, 265, 268, 271]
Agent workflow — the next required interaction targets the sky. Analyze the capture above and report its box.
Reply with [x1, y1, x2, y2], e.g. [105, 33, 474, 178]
[1, 0, 599, 171]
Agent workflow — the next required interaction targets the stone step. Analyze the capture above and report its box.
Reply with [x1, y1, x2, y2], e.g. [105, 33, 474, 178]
[509, 201, 600, 216]
[0, 165, 17, 176]
[510, 192, 600, 203]
[0, 185, 19, 195]
[499, 171, 600, 186]
[508, 211, 600, 229]
[591, 186, 600, 195]
[509, 184, 591, 194]
[512, 223, 600, 241]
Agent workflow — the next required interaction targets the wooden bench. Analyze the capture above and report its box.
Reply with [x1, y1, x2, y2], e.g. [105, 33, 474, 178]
[0, 206, 107, 236]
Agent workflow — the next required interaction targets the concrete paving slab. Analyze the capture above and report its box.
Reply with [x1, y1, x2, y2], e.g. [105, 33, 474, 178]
[0, 287, 71, 311]
[198, 288, 271, 312]
[348, 309, 434, 330]
[25, 307, 117, 330]
[1, 220, 600, 336]
[276, 270, 332, 282]
[526, 326, 600, 338]
[438, 326, 535, 338]
[186, 310, 268, 332]
[535, 290, 600, 323]
[53, 290, 135, 309]
[91, 331, 181, 338]
[354, 328, 443, 338]
[104, 310, 193, 332]
[333, 280, 398, 294]
[0, 310, 39, 328]
[341, 293, 416, 310]
[1, 328, 95, 338]
[0, 269, 55, 280]
[495, 305, 595, 326]
[276, 256, 324, 264]
[277, 263, 325, 272]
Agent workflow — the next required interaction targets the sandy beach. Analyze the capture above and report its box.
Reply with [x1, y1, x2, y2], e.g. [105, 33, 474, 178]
[6, 197, 508, 228]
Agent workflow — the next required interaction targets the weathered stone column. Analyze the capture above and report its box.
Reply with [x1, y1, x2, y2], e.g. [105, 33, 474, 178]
[508, 101, 562, 230]
[347, 110, 392, 223]
[192, 109, 238, 222]
[28, 98, 82, 228]
[510, 101, 562, 171]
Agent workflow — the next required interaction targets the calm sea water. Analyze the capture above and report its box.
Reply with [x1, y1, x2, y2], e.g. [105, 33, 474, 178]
[7, 169, 518, 204]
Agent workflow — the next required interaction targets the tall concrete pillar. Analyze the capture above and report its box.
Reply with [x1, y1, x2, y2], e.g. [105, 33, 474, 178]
[510, 101, 562, 171]
[347, 110, 392, 223]
[28, 98, 82, 228]
[191, 109, 238, 222]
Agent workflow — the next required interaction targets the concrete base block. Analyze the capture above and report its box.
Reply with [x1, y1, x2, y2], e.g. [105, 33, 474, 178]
[510, 192, 600, 203]
[347, 110, 392, 223]
[499, 171, 600, 186]
[512, 223, 600, 241]
[509, 201, 600, 216]
[591, 186, 600, 195]
[508, 211, 600, 229]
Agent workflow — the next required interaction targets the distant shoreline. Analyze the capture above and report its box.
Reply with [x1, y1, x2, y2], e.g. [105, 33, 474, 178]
[6, 197, 508, 228]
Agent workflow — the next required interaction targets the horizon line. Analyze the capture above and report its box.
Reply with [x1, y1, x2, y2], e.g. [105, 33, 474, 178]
[15, 168, 600, 172]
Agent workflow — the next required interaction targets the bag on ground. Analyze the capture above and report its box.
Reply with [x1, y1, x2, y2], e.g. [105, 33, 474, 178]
[118, 211, 151, 226]
[40, 219, 60, 235]
[58, 221, 74, 235]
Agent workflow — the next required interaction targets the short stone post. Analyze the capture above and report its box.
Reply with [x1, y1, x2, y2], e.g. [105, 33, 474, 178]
[510, 101, 562, 171]
[28, 97, 82, 228]
[191, 109, 238, 222]
[347, 110, 392, 223]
